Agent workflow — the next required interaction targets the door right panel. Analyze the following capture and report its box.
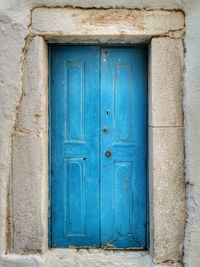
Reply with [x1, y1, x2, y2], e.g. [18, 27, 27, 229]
[100, 48, 148, 248]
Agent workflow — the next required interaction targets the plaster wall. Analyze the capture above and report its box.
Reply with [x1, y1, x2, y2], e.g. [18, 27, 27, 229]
[0, 1, 200, 267]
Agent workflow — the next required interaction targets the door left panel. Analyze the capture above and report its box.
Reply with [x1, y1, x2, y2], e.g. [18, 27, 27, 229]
[50, 46, 100, 247]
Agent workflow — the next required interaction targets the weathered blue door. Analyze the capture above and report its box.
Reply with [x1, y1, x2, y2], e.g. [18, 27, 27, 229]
[50, 45, 148, 248]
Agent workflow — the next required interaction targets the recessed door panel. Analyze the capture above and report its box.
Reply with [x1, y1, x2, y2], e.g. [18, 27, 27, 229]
[64, 158, 86, 236]
[65, 61, 85, 142]
[114, 64, 133, 143]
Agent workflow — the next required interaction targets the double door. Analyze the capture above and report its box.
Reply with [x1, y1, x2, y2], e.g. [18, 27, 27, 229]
[50, 45, 148, 248]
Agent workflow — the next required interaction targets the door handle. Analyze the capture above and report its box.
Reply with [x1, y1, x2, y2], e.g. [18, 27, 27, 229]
[102, 127, 108, 133]
[105, 150, 112, 157]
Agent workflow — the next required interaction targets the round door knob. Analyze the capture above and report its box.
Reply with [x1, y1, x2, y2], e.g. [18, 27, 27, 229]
[102, 127, 108, 133]
[105, 150, 112, 157]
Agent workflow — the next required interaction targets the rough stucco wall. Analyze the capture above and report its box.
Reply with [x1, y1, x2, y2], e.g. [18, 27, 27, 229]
[12, 7, 185, 265]
[183, 1, 200, 267]
[0, 0, 200, 266]
[0, 1, 29, 253]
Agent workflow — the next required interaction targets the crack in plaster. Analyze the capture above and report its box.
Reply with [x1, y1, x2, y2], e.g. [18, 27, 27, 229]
[151, 30, 184, 40]
[149, 126, 183, 128]
[29, 4, 185, 14]
[12, 33, 46, 136]
[6, 140, 12, 253]
[8, 33, 37, 253]
[15, 34, 34, 129]
[179, 22, 187, 267]
[29, 31, 185, 41]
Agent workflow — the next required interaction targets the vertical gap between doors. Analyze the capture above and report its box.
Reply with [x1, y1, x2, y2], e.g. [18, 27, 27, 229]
[99, 46, 102, 248]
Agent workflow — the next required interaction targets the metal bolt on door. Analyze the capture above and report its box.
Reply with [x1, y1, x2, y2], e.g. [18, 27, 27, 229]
[50, 45, 148, 249]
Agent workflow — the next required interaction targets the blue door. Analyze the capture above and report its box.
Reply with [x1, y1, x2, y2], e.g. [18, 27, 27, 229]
[50, 45, 148, 248]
